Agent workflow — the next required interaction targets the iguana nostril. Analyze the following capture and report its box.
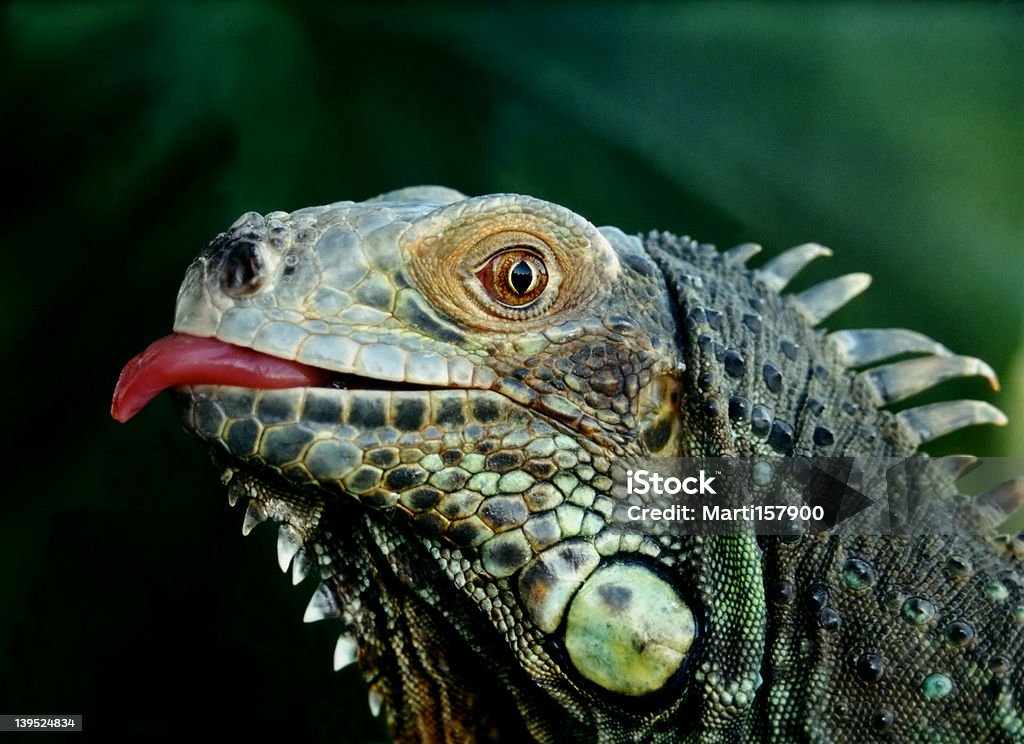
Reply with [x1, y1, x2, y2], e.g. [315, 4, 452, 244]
[219, 239, 267, 297]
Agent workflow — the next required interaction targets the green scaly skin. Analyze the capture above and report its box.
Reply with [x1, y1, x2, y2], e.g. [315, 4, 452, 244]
[142, 187, 1022, 741]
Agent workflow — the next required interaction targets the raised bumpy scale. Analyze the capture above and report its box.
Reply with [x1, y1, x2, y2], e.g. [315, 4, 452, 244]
[112, 187, 1024, 742]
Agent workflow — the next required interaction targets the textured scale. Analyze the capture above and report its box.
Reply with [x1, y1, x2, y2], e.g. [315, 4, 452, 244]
[113, 187, 1023, 742]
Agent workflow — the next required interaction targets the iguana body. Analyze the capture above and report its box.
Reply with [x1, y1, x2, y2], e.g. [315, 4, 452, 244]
[112, 187, 1023, 742]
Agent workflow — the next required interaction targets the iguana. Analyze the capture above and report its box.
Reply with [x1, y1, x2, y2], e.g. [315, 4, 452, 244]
[111, 187, 1024, 742]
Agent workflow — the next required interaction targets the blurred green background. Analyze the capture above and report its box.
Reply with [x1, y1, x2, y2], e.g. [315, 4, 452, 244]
[2, 2, 1021, 741]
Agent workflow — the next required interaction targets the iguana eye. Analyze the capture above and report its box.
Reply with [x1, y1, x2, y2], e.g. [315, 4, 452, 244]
[402, 196, 617, 330]
[475, 248, 548, 308]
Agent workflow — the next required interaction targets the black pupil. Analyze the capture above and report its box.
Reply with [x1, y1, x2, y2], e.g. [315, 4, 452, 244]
[509, 260, 534, 295]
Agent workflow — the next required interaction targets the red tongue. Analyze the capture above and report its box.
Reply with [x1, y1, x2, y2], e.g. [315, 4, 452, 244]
[111, 333, 331, 423]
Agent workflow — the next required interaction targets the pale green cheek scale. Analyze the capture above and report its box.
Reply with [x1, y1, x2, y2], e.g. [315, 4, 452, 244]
[564, 562, 696, 697]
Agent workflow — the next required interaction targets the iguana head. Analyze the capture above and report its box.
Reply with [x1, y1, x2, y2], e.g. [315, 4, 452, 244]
[113, 187, 1018, 742]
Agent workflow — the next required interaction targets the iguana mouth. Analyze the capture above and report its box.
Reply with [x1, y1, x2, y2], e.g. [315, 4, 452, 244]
[111, 333, 446, 422]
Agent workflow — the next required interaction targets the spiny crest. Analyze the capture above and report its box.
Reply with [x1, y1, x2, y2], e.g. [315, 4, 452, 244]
[729, 239, 1019, 539]
[726, 238, 1006, 445]
[753, 242, 832, 292]
[976, 478, 1024, 532]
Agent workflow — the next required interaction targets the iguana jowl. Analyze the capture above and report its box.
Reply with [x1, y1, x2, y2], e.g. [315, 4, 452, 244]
[112, 187, 1024, 741]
